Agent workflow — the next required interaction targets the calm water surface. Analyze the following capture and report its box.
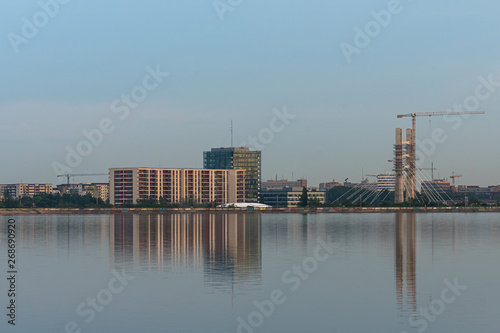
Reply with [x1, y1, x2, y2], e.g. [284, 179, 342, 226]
[0, 213, 498, 332]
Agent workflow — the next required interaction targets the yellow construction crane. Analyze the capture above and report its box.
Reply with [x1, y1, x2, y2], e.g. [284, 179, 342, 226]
[396, 111, 485, 199]
[57, 173, 108, 185]
[450, 171, 463, 188]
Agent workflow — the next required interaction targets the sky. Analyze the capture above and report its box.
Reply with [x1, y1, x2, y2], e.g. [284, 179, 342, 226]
[0, 0, 499, 187]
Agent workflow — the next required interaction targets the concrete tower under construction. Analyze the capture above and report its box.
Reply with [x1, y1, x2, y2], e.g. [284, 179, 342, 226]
[405, 128, 415, 200]
[394, 129, 404, 203]
[394, 128, 415, 203]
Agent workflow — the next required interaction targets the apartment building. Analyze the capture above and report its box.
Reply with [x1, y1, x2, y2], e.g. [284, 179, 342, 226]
[0, 183, 53, 199]
[58, 183, 110, 202]
[109, 168, 245, 206]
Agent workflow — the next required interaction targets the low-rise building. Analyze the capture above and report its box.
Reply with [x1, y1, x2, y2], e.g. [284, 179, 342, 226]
[457, 185, 491, 196]
[488, 185, 500, 194]
[344, 179, 377, 191]
[319, 180, 342, 191]
[262, 179, 307, 191]
[261, 187, 325, 207]
[58, 183, 110, 202]
[377, 173, 396, 192]
[0, 183, 53, 199]
[421, 179, 453, 193]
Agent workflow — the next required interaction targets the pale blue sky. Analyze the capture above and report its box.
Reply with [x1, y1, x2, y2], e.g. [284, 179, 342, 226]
[0, 0, 498, 187]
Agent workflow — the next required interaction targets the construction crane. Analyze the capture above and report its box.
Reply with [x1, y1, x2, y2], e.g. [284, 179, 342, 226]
[57, 173, 108, 185]
[396, 111, 485, 199]
[450, 171, 463, 188]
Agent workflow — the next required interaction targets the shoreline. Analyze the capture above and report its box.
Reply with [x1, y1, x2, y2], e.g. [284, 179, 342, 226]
[1, 206, 499, 215]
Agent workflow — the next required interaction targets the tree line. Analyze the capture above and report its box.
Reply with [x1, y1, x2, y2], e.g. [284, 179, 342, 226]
[2, 187, 498, 209]
[0, 192, 111, 209]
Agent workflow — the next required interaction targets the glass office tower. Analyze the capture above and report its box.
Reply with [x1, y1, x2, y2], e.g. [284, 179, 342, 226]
[204, 147, 261, 202]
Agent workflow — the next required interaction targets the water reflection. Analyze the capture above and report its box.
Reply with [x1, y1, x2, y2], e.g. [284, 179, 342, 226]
[13, 215, 110, 255]
[2, 213, 500, 332]
[395, 213, 417, 315]
[109, 213, 262, 292]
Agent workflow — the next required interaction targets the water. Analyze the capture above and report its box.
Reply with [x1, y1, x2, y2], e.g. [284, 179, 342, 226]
[0, 213, 498, 332]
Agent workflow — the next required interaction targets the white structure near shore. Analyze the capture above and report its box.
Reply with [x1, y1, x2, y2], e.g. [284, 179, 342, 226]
[217, 203, 271, 208]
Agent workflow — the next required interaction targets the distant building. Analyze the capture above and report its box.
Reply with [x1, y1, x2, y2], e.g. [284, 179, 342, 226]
[0, 183, 53, 199]
[58, 183, 110, 202]
[109, 168, 245, 206]
[261, 187, 325, 207]
[262, 179, 307, 191]
[377, 173, 396, 192]
[344, 179, 376, 190]
[488, 185, 500, 194]
[457, 185, 491, 196]
[319, 180, 342, 191]
[421, 179, 453, 193]
[204, 147, 261, 202]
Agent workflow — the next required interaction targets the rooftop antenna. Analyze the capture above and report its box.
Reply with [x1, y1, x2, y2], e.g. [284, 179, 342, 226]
[231, 119, 233, 147]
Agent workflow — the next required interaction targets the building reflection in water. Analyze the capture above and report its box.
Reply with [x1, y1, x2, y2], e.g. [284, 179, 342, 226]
[110, 213, 262, 293]
[395, 213, 417, 315]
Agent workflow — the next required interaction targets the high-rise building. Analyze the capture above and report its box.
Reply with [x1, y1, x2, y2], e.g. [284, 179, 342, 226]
[109, 168, 245, 206]
[203, 147, 261, 202]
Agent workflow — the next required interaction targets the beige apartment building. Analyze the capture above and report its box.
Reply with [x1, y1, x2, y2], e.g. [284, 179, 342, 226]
[0, 183, 53, 199]
[109, 168, 245, 206]
[57, 183, 110, 202]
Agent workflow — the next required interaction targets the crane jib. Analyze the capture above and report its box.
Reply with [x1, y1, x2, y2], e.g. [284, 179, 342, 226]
[397, 111, 485, 118]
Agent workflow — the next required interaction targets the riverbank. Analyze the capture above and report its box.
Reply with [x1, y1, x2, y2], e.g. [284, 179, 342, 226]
[1, 206, 499, 215]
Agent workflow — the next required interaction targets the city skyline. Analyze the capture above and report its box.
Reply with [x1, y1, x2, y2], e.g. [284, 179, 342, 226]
[1, 1, 499, 187]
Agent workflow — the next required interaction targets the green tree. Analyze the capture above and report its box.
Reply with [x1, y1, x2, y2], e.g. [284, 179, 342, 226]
[3, 191, 20, 208]
[136, 196, 160, 208]
[298, 187, 308, 207]
[20, 196, 34, 207]
[308, 197, 321, 207]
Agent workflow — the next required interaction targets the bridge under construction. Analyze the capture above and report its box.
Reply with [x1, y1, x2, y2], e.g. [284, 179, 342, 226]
[394, 111, 485, 203]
